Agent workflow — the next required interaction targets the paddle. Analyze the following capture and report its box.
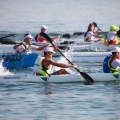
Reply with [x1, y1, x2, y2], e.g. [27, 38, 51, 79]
[0, 34, 18, 44]
[40, 32, 94, 83]
[117, 30, 120, 38]
[93, 22, 103, 33]
[0, 34, 15, 39]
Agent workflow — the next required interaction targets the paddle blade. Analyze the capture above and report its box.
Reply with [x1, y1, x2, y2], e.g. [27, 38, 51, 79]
[93, 22, 97, 27]
[117, 30, 120, 37]
[62, 33, 71, 39]
[80, 72, 94, 83]
[0, 34, 16, 39]
[40, 32, 52, 44]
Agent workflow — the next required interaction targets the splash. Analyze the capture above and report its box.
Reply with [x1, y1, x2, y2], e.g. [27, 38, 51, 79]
[0, 60, 13, 76]
[53, 51, 74, 74]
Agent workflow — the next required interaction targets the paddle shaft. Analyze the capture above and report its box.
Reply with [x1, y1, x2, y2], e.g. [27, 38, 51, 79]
[50, 42, 77, 68]
[0, 34, 15, 39]
[40, 32, 94, 83]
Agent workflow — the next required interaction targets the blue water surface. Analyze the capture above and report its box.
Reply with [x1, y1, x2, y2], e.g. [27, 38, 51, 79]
[0, 0, 120, 120]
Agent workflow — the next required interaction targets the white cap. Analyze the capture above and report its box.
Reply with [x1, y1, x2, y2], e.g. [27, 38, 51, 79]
[44, 47, 55, 53]
[40, 25, 48, 30]
[111, 47, 120, 52]
[24, 34, 33, 40]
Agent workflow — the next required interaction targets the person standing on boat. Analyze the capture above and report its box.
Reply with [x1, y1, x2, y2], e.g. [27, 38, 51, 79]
[104, 25, 120, 46]
[13, 34, 49, 53]
[33, 47, 77, 76]
[84, 23, 103, 42]
[103, 47, 120, 73]
[35, 25, 59, 43]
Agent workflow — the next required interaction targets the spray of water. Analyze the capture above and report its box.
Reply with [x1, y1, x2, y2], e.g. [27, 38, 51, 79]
[53, 51, 73, 73]
[53, 36, 83, 74]
[0, 60, 13, 76]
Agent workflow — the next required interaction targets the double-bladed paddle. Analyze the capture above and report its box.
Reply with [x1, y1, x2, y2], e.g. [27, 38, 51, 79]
[40, 32, 94, 83]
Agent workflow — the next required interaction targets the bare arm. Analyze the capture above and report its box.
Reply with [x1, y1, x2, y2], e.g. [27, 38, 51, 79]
[13, 42, 26, 49]
[46, 59, 77, 69]
[35, 44, 50, 51]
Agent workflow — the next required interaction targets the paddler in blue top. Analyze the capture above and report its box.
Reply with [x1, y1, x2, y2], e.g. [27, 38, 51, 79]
[103, 47, 120, 73]
[34, 47, 77, 76]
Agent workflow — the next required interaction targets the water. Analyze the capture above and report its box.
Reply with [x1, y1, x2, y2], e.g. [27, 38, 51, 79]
[0, 82, 120, 120]
[0, 0, 120, 33]
[0, 0, 120, 120]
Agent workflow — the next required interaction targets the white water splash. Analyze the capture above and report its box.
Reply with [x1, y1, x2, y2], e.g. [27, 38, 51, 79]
[53, 51, 74, 74]
[0, 60, 13, 76]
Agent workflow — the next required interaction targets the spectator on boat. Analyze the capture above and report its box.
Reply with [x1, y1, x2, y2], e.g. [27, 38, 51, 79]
[13, 34, 49, 53]
[35, 25, 59, 42]
[33, 47, 77, 76]
[84, 23, 103, 42]
[103, 47, 120, 73]
[104, 25, 120, 46]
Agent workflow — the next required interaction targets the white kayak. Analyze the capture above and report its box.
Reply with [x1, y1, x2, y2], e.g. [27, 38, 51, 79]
[0, 42, 119, 53]
[0, 73, 120, 84]
[58, 39, 120, 51]
[0, 41, 65, 53]
[63, 52, 111, 62]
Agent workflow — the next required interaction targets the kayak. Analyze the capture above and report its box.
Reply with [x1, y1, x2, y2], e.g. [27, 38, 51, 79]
[0, 42, 119, 53]
[1, 53, 38, 69]
[0, 73, 120, 84]
[0, 52, 111, 69]
[0, 42, 67, 54]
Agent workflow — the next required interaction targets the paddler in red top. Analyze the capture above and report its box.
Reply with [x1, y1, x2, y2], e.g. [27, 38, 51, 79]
[35, 25, 59, 43]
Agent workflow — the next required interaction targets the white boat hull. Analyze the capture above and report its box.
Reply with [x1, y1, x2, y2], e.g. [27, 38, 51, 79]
[0, 73, 120, 84]
[66, 52, 111, 62]
[0, 42, 119, 53]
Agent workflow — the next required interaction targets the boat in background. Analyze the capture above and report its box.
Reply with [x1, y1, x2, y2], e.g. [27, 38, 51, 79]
[0, 51, 111, 69]
[0, 53, 38, 69]
[0, 41, 120, 53]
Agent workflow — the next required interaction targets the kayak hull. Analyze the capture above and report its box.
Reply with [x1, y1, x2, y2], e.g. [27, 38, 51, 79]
[0, 43, 119, 53]
[1, 53, 38, 69]
[0, 52, 110, 69]
[0, 73, 120, 84]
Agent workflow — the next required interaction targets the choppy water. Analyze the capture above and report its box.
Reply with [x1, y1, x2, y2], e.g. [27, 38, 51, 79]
[0, 0, 120, 120]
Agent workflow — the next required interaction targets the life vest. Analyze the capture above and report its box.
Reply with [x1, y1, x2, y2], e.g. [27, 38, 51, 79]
[15, 44, 32, 53]
[108, 57, 119, 73]
[103, 55, 112, 73]
[33, 56, 52, 76]
[23, 44, 32, 53]
[103, 55, 119, 73]
[37, 34, 47, 42]
[104, 33, 118, 45]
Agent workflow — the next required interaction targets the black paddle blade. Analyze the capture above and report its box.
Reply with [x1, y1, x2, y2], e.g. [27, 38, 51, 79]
[40, 32, 94, 83]
[58, 46, 70, 50]
[40, 32, 52, 44]
[0, 34, 16, 39]
[0, 38, 18, 44]
[62, 33, 71, 39]
[80, 72, 94, 83]
[93, 22, 97, 27]
[117, 30, 120, 38]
